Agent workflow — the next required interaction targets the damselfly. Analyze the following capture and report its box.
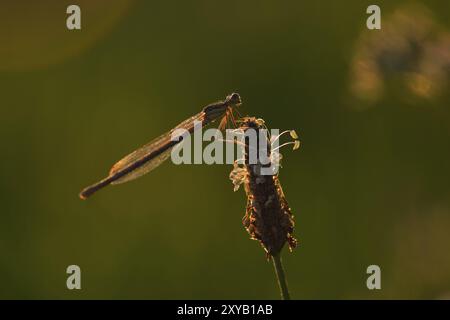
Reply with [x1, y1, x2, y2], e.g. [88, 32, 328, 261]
[79, 93, 242, 199]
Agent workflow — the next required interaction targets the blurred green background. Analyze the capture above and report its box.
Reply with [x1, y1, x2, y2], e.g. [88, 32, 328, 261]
[1, 0, 449, 299]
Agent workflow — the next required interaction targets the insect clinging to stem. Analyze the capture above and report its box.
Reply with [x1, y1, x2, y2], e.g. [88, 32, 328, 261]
[79, 93, 242, 199]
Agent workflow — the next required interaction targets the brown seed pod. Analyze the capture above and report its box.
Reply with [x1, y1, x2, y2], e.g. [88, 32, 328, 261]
[230, 117, 298, 258]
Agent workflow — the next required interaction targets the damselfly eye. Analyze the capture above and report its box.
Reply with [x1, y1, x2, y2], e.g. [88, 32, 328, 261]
[227, 92, 242, 106]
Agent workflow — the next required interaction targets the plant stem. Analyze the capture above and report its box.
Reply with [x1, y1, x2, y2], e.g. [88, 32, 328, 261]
[272, 253, 291, 300]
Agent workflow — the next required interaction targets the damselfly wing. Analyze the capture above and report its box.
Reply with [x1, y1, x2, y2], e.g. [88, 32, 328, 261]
[79, 93, 242, 199]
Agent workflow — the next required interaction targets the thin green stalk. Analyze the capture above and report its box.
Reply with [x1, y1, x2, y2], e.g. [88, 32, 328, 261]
[272, 253, 291, 300]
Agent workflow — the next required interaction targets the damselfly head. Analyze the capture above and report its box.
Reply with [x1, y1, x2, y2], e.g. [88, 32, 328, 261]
[226, 92, 242, 107]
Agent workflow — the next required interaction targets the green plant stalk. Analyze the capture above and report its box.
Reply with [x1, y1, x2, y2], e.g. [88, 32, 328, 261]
[272, 253, 291, 300]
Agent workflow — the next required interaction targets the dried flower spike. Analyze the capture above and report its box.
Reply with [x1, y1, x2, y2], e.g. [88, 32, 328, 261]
[230, 117, 299, 258]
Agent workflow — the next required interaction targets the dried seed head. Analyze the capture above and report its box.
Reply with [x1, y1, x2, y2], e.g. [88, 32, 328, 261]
[230, 117, 298, 257]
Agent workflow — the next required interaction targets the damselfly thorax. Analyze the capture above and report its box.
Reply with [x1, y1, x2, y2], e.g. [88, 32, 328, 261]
[79, 93, 242, 199]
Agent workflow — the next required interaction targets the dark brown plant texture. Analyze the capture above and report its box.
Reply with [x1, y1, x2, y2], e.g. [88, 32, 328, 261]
[229, 117, 300, 258]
